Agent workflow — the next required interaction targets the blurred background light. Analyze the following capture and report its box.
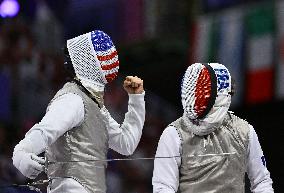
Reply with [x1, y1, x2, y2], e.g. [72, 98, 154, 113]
[0, 0, 20, 18]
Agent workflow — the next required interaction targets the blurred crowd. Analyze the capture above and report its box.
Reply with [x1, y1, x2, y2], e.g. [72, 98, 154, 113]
[0, 12, 179, 193]
[0, 16, 66, 192]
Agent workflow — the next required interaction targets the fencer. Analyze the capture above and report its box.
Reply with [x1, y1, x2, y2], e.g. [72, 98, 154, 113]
[13, 30, 145, 193]
[152, 63, 274, 193]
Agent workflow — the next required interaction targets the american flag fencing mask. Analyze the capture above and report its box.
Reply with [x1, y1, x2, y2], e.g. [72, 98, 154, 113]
[67, 30, 119, 90]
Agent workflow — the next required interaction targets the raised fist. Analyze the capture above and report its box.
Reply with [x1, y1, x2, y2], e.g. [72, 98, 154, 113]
[123, 76, 144, 94]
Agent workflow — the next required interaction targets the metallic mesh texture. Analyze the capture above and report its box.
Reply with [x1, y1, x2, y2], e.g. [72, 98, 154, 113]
[67, 30, 119, 88]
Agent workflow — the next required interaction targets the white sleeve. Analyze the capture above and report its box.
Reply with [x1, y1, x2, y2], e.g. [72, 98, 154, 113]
[247, 125, 274, 193]
[102, 92, 145, 156]
[152, 126, 181, 193]
[19, 93, 85, 154]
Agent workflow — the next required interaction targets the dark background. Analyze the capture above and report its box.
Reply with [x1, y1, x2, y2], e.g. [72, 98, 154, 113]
[0, 0, 283, 192]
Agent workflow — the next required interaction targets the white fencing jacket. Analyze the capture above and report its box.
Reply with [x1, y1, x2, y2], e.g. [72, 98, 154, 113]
[152, 124, 274, 193]
[24, 92, 145, 193]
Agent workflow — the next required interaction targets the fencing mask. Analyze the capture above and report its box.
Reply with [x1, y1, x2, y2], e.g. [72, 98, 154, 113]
[181, 63, 232, 136]
[66, 30, 119, 92]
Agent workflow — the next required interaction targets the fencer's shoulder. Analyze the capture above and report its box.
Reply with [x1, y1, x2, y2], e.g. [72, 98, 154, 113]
[163, 125, 180, 136]
[160, 125, 181, 146]
[228, 111, 250, 125]
[166, 118, 184, 140]
[53, 82, 85, 102]
[49, 92, 83, 109]
[52, 82, 74, 96]
[228, 111, 251, 135]
[47, 83, 83, 112]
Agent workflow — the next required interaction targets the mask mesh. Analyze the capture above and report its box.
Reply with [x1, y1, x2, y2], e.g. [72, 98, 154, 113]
[67, 30, 119, 86]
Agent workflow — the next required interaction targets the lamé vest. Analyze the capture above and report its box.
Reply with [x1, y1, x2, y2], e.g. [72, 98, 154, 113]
[45, 82, 109, 193]
[171, 113, 250, 193]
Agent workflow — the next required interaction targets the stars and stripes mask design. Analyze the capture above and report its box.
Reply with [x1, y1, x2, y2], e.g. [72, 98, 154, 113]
[67, 30, 119, 91]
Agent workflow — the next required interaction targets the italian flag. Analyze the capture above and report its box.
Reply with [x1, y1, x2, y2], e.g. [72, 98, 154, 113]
[245, 3, 275, 104]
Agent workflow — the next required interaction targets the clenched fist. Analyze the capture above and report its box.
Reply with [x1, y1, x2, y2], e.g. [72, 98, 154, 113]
[123, 76, 144, 94]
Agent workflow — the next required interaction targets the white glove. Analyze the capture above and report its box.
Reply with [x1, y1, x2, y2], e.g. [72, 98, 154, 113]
[12, 130, 46, 179]
[13, 150, 45, 179]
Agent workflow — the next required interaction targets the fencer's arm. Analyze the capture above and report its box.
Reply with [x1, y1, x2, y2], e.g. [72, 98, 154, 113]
[14, 93, 84, 155]
[152, 126, 181, 193]
[12, 93, 84, 178]
[246, 125, 274, 193]
[102, 91, 145, 155]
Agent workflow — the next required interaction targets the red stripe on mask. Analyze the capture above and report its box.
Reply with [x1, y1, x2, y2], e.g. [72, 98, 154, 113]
[101, 60, 119, 70]
[194, 67, 212, 117]
[97, 51, 118, 61]
[105, 72, 118, 82]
